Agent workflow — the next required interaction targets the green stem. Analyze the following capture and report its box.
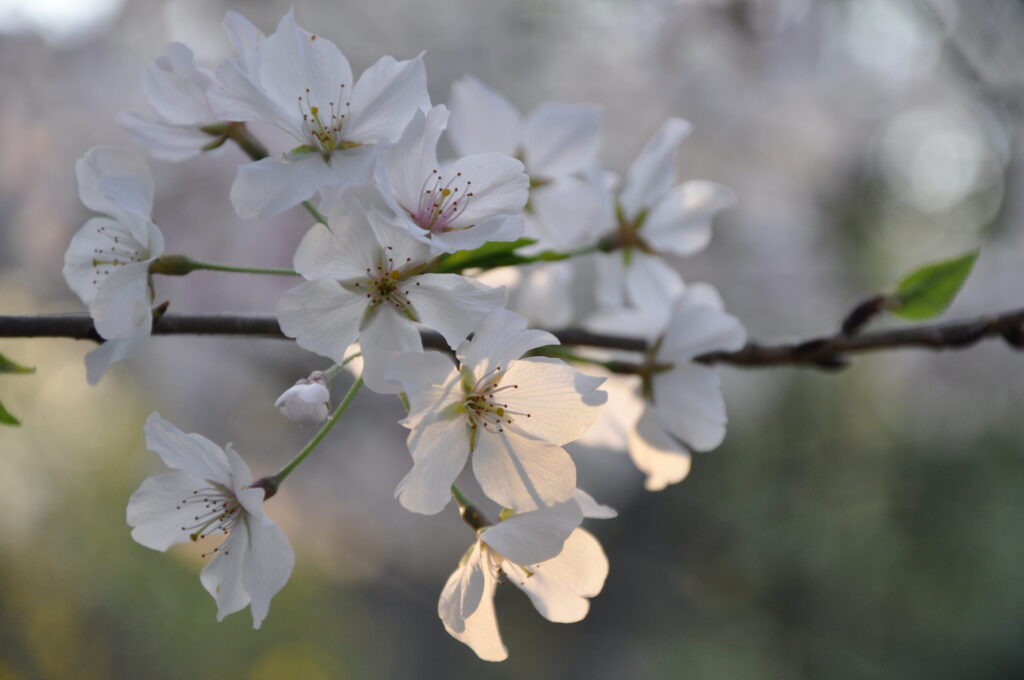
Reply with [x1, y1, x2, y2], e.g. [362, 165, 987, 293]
[187, 260, 297, 276]
[303, 200, 328, 225]
[149, 255, 296, 277]
[323, 354, 361, 383]
[270, 376, 364, 486]
[530, 345, 644, 373]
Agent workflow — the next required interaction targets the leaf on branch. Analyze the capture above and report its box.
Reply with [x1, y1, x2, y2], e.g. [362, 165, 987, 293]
[0, 353, 35, 374]
[891, 250, 979, 321]
[0, 399, 20, 426]
[433, 238, 538, 273]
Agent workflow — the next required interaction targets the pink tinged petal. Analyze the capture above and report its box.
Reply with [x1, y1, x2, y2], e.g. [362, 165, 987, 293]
[443, 152, 528, 227]
[277, 279, 365, 362]
[481, 500, 582, 565]
[76, 146, 154, 222]
[89, 261, 153, 340]
[396, 414, 471, 514]
[85, 335, 146, 385]
[256, 10, 353, 126]
[345, 53, 429, 144]
[660, 286, 747, 361]
[457, 308, 558, 381]
[521, 102, 602, 178]
[447, 75, 520, 158]
[619, 117, 692, 218]
[358, 305, 424, 395]
[199, 525, 250, 622]
[438, 542, 487, 633]
[230, 149, 376, 219]
[440, 553, 507, 662]
[386, 350, 461, 430]
[141, 42, 214, 125]
[629, 407, 692, 491]
[116, 112, 212, 162]
[207, 60, 295, 133]
[572, 488, 618, 519]
[471, 426, 576, 512]
[643, 181, 737, 257]
[292, 219, 377, 281]
[510, 528, 609, 623]
[241, 517, 295, 629]
[625, 251, 684, 326]
[126, 471, 208, 551]
[143, 412, 233, 484]
[651, 363, 728, 452]
[383, 106, 447, 210]
[498, 357, 607, 446]
[406, 273, 507, 349]
[223, 10, 265, 70]
[362, 199, 434, 265]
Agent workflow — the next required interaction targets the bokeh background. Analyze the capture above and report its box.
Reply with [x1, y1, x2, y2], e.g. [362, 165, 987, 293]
[3, 0, 1024, 677]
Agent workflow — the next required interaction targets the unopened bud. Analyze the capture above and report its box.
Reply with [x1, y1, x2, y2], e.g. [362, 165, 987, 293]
[275, 375, 330, 425]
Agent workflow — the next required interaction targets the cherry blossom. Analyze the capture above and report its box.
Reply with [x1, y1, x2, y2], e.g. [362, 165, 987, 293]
[126, 413, 294, 629]
[275, 373, 331, 425]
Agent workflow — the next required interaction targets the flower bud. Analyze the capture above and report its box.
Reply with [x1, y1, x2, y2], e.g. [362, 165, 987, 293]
[275, 374, 330, 425]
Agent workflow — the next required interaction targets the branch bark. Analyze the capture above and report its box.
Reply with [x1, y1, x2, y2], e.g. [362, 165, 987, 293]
[1, 310, 1022, 370]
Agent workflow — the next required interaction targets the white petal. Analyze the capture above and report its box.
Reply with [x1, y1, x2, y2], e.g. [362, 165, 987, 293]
[572, 488, 618, 519]
[77, 146, 154, 222]
[207, 60, 294, 133]
[438, 542, 487, 633]
[116, 112, 211, 162]
[628, 407, 692, 491]
[505, 262, 575, 328]
[359, 305, 423, 395]
[143, 412, 233, 484]
[199, 526, 251, 622]
[406, 273, 506, 349]
[386, 350, 461, 430]
[223, 10, 265, 70]
[396, 414, 471, 514]
[345, 53, 429, 144]
[292, 219, 376, 281]
[141, 42, 214, 125]
[126, 471, 207, 551]
[651, 363, 728, 452]
[481, 500, 582, 565]
[275, 383, 331, 426]
[89, 261, 153, 340]
[643, 181, 736, 257]
[277, 279, 365, 362]
[63, 216, 140, 307]
[444, 152, 528, 227]
[472, 427, 576, 512]
[423, 214, 524, 254]
[660, 286, 747, 361]
[510, 528, 608, 623]
[256, 11, 352, 126]
[619, 118, 692, 218]
[440, 551, 507, 661]
[582, 306, 665, 343]
[498, 357, 607, 446]
[85, 335, 146, 385]
[527, 175, 608, 250]
[447, 75, 520, 158]
[625, 252, 684, 325]
[382, 105, 447, 210]
[241, 517, 295, 629]
[591, 252, 626, 309]
[522, 102, 601, 178]
[457, 309, 557, 381]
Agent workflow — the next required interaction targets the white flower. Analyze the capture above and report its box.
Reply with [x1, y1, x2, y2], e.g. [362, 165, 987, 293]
[448, 75, 604, 250]
[439, 499, 610, 661]
[207, 10, 429, 218]
[388, 309, 607, 514]
[592, 119, 736, 325]
[629, 284, 746, 490]
[277, 185, 506, 394]
[126, 413, 294, 629]
[62, 147, 164, 382]
[275, 373, 331, 425]
[377, 105, 529, 253]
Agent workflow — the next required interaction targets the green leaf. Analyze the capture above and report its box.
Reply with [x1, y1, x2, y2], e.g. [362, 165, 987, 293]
[433, 238, 539, 273]
[0, 353, 35, 374]
[0, 400, 20, 426]
[891, 250, 979, 320]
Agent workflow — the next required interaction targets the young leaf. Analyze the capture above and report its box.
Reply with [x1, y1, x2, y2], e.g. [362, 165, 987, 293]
[0, 399, 20, 426]
[0, 353, 35, 374]
[891, 250, 979, 321]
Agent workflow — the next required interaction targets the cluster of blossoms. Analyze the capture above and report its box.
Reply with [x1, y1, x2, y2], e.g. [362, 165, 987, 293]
[63, 10, 746, 660]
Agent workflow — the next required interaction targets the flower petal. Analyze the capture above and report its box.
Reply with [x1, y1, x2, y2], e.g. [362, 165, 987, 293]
[116, 112, 212, 162]
[472, 426, 576, 512]
[660, 285, 747, 361]
[77, 146, 154, 223]
[422, 214, 524, 254]
[141, 42, 214, 125]
[207, 59, 294, 133]
[481, 499, 582, 565]
[241, 517, 295, 629]
[438, 541, 487, 633]
[126, 471, 206, 551]
[625, 251, 685, 325]
[386, 350, 461, 430]
[447, 75, 520, 158]
[498, 357, 607, 446]
[510, 528, 608, 623]
[628, 407, 692, 491]
[85, 335, 146, 385]
[277, 279, 365, 362]
[651, 362, 728, 452]
[143, 412, 233, 484]
[382, 105, 447, 210]
[406, 273, 506, 349]
[619, 117, 691, 218]
[199, 526, 251, 622]
[223, 10, 265, 71]
[359, 304, 423, 395]
[440, 550, 507, 662]
[643, 181, 736, 257]
[522, 102, 601, 178]
[89, 261, 153, 340]
[572, 488, 618, 519]
[345, 53, 429, 144]
[457, 309, 557, 381]
[292, 218, 377, 281]
[444, 152, 528, 227]
[396, 414, 471, 514]
[527, 175, 607, 250]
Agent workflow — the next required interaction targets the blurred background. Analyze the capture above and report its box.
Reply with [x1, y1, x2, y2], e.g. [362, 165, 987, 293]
[2, 0, 1024, 677]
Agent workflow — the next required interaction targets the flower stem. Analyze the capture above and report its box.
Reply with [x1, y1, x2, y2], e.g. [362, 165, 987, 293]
[188, 260, 298, 276]
[323, 354, 361, 383]
[451, 483, 490, 530]
[269, 375, 364, 486]
[149, 255, 296, 277]
[303, 200, 328, 225]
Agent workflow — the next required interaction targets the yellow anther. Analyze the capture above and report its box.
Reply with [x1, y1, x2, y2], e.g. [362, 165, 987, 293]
[441, 188, 452, 197]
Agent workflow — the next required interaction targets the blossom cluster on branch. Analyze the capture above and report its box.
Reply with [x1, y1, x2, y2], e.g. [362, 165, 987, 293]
[59, 10, 746, 660]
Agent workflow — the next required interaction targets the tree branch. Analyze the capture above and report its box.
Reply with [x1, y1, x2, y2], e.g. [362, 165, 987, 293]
[1, 310, 1022, 370]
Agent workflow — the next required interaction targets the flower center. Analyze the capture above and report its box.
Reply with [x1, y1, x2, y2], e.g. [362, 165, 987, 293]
[348, 246, 419, 319]
[462, 366, 531, 438]
[176, 484, 242, 558]
[89, 222, 150, 287]
[411, 169, 475, 234]
[297, 86, 358, 154]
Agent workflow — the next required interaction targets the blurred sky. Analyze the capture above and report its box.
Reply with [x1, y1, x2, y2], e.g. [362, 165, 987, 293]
[2, 1, 1024, 678]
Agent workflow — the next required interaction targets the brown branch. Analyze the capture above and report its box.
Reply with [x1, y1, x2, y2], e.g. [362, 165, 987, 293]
[1, 310, 1023, 370]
